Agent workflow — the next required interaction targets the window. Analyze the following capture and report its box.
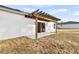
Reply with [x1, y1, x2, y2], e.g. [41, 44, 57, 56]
[54, 24, 56, 29]
[38, 22, 45, 33]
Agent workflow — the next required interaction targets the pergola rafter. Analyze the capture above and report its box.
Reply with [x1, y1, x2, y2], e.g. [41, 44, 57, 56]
[31, 9, 60, 22]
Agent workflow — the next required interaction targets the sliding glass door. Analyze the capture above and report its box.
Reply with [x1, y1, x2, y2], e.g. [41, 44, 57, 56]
[38, 22, 45, 33]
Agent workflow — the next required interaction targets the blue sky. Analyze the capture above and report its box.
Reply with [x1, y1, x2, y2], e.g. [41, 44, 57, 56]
[5, 5, 79, 22]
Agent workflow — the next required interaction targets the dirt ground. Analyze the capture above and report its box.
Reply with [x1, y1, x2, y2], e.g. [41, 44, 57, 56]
[0, 29, 79, 54]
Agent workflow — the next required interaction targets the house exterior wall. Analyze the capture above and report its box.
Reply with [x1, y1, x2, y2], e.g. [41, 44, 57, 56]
[45, 22, 56, 32]
[37, 20, 56, 32]
[0, 10, 56, 39]
[0, 10, 35, 39]
[57, 24, 79, 29]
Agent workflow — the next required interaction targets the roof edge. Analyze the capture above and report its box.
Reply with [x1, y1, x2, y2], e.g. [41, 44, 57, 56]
[0, 5, 29, 15]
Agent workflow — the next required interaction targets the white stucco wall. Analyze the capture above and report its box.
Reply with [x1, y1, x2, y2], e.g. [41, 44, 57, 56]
[37, 20, 56, 33]
[0, 10, 35, 39]
[0, 10, 56, 39]
[46, 22, 56, 32]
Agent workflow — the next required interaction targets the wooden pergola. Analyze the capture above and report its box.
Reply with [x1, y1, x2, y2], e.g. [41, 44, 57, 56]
[25, 9, 60, 40]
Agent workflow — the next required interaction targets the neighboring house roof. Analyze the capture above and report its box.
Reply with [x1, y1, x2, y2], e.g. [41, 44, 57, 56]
[0, 5, 60, 22]
[58, 21, 79, 25]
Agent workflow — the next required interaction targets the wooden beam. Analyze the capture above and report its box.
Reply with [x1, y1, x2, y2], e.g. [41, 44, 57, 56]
[34, 14, 57, 22]
[35, 17, 38, 40]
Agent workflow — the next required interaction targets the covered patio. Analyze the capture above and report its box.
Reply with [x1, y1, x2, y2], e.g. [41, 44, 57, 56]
[25, 9, 60, 39]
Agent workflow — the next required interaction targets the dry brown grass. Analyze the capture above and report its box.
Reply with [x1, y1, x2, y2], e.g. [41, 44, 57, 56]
[0, 29, 79, 54]
[0, 36, 38, 54]
[38, 31, 79, 54]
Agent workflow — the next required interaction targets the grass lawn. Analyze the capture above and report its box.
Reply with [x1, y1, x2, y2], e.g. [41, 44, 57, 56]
[0, 29, 79, 54]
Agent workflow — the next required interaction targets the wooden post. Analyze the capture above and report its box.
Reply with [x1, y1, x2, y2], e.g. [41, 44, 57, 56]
[35, 17, 38, 40]
[55, 22, 57, 33]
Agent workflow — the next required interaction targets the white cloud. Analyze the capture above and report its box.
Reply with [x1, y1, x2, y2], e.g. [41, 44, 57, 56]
[47, 9, 67, 15]
[22, 8, 36, 13]
[33, 5, 45, 8]
[72, 11, 79, 16]
[58, 9, 67, 11]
